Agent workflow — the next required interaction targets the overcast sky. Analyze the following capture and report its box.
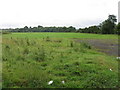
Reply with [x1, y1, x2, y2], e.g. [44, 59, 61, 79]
[0, 0, 119, 29]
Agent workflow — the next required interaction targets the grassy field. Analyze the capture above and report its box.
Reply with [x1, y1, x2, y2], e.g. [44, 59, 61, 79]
[3, 32, 118, 39]
[2, 33, 119, 88]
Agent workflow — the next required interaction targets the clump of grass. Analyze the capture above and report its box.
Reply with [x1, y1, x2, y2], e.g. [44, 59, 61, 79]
[26, 38, 30, 46]
[34, 46, 46, 62]
[13, 39, 19, 45]
[16, 55, 25, 61]
[73, 61, 80, 66]
[71, 71, 82, 76]
[54, 72, 66, 76]
[70, 41, 74, 47]
[74, 47, 80, 52]
[41, 63, 47, 67]
[60, 53, 63, 58]
[3, 56, 8, 61]
[5, 45, 10, 49]
[31, 40, 36, 46]
[23, 48, 29, 55]
[60, 59, 63, 63]
[53, 40, 62, 43]
[46, 36, 51, 42]
[81, 42, 91, 49]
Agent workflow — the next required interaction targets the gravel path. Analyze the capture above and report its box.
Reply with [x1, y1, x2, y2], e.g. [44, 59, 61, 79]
[74, 39, 118, 56]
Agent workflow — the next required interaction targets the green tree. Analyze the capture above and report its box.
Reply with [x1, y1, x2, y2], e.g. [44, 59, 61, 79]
[108, 15, 117, 23]
[68, 26, 76, 32]
[101, 20, 115, 34]
[115, 22, 120, 34]
[101, 15, 117, 34]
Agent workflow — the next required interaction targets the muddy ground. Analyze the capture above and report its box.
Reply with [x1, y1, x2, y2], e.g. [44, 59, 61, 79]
[74, 38, 118, 57]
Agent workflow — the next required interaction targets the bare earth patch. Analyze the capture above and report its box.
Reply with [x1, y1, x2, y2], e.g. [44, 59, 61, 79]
[74, 38, 118, 56]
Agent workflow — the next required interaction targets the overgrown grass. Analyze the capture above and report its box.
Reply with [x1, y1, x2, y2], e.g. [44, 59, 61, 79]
[2, 33, 118, 88]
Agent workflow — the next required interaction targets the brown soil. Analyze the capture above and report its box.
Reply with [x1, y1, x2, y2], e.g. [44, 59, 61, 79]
[74, 38, 118, 56]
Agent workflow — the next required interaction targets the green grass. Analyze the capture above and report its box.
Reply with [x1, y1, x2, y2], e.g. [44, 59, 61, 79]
[3, 32, 118, 39]
[2, 33, 118, 88]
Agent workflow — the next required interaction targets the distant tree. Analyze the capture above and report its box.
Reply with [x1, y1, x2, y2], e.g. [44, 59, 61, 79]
[67, 26, 76, 32]
[61, 27, 67, 32]
[38, 25, 43, 28]
[101, 15, 117, 34]
[24, 26, 28, 29]
[101, 20, 115, 34]
[23, 26, 29, 32]
[115, 22, 120, 34]
[108, 15, 117, 23]
[88, 26, 101, 34]
[77, 26, 101, 34]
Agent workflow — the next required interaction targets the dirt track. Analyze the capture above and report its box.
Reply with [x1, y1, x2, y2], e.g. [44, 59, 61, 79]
[74, 39, 118, 56]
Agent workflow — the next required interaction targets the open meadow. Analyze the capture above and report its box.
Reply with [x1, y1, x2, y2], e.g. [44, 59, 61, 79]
[2, 32, 119, 88]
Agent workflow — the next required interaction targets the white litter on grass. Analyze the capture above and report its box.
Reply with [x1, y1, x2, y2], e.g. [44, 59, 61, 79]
[116, 57, 120, 59]
[48, 80, 53, 85]
[62, 81, 65, 84]
[110, 69, 112, 71]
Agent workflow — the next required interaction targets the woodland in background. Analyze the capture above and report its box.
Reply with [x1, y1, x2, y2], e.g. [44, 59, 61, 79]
[1, 15, 120, 34]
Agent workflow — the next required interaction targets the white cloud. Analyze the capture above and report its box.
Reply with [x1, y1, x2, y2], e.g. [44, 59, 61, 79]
[0, 0, 119, 28]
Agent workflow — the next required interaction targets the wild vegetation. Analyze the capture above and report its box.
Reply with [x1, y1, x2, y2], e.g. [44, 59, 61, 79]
[2, 33, 118, 88]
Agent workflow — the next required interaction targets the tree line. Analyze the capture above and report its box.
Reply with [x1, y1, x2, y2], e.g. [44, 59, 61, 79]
[2, 15, 120, 34]
[77, 15, 119, 34]
[10, 26, 76, 32]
